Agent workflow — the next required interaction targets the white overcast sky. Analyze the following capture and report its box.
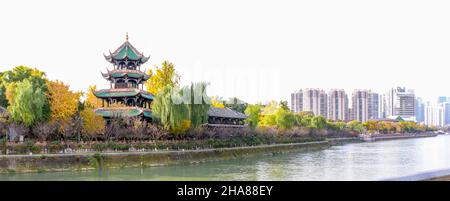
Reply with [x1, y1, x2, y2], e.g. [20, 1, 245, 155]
[1, 0, 450, 104]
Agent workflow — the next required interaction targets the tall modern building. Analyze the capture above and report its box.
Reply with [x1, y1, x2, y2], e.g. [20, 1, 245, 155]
[290, 88, 327, 117]
[351, 90, 369, 122]
[368, 91, 380, 120]
[438, 96, 450, 104]
[440, 102, 450, 126]
[435, 97, 450, 126]
[350, 90, 380, 122]
[425, 102, 444, 127]
[290, 90, 303, 113]
[385, 87, 416, 120]
[415, 97, 425, 123]
[327, 89, 349, 121]
[379, 93, 388, 119]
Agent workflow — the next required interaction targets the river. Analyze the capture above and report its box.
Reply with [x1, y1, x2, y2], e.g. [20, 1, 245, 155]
[1, 135, 450, 181]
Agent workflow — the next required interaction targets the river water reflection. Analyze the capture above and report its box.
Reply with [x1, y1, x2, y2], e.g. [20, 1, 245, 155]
[1, 135, 450, 181]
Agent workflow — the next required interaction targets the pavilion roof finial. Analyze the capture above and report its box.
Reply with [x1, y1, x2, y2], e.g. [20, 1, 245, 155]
[126, 32, 129, 41]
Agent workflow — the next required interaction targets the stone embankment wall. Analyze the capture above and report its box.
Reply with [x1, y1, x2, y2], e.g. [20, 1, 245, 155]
[1, 139, 362, 173]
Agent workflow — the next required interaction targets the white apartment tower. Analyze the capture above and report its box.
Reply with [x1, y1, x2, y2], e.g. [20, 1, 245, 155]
[351, 90, 380, 122]
[368, 92, 381, 120]
[290, 88, 327, 117]
[290, 90, 303, 113]
[351, 90, 369, 122]
[425, 102, 444, 127]
[327, 89, 349, 121]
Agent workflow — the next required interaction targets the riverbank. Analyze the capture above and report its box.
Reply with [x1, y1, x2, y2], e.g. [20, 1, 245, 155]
[383, 168, 450, 181]
[0, 138, 360, 173]
[360, 133, 437, 142]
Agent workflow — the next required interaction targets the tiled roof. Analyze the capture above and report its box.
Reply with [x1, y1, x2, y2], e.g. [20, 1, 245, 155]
[102, 69, 149, 80]
[208, 107, 247, 119]
[93, 88, 154, 100]
[94, 107, 152, 118]
[104, 40, 150, 64]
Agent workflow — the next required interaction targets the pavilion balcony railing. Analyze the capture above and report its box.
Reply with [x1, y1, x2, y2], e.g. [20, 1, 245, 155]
[115, 83, 128, 88]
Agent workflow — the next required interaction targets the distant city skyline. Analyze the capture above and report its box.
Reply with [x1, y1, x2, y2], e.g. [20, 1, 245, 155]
[1, 0, 450, 104]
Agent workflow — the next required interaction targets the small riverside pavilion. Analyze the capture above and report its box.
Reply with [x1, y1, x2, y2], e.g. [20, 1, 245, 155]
[206, 107, 248, 128]
[93, 34, 153, 121]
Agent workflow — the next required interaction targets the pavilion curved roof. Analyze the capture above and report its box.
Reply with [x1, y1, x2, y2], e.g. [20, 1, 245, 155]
[94, 107, 152, 118]
[101, 69, 150, 80]
[208, 107, 248, 119]
[93, 88, 154, 100]
[104, 40, 150, 64]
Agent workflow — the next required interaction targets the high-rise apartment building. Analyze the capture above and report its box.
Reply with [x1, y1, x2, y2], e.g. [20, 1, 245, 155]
[440, 102, 450, 126]
[350, 90, 380, 122]
[368, 92, 380, 120]
[290, 90, 303, 113]
[290, 88, 327, 117]
[351, 90, 369, 122]
[327, 89, 349, 121]
[438, 96, 450, 104]
[425, 102, 444, 127]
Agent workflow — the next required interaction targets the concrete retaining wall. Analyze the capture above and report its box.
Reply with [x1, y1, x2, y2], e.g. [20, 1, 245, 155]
[1, 140, 347, 173]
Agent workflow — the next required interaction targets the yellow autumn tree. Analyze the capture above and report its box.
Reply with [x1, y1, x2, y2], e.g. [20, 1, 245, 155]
[85, 85, 102, 108]
[211, 96, 225, 108]
[80, 86, 104, 135]
[145, 61, 180, 95]
[46, 80, 81, 124]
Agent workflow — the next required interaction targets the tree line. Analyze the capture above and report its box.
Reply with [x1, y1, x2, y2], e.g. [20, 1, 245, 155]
[0, 63, 435, 144]
[243, 100, 436, 135]
[0, 62, 214, 142]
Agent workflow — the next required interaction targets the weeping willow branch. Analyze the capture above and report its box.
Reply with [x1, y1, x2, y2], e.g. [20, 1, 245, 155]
[151, 82, 211, 134]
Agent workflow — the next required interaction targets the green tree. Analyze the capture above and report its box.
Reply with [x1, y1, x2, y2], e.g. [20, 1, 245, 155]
[0, 66, 50, 118]
[7, 79, 47, 126]
[152, 86, 189, 133]
[347, 120, 364, 133]
[145, 61, 180, 95]
[152, 82, 211, 133]
[328, 121, 346, 132]
[259, 101, 278, 127]
[185, 82, 210, 128]
[275, 108, 295, 129]
[224, 97, 248, 113]
[279, 100, 289, 111]
[295, 111, 314, 127]
[244, 104, 262, 129]
[310, 115, 328, 129]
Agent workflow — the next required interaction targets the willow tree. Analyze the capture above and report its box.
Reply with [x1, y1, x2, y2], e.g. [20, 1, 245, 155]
[245, 104, 262, 129]
[6, 79, 47, 126]
[152, 82, 210, 133]
[0, 66, 50, 117]
[152, 86, 189, 133]
[185, 82, 210, 128]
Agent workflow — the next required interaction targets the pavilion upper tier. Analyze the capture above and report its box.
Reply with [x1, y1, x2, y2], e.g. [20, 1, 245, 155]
[103, 36, 150, 69]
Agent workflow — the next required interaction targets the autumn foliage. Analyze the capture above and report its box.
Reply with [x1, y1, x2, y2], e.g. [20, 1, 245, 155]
[46, 80, 81, 123]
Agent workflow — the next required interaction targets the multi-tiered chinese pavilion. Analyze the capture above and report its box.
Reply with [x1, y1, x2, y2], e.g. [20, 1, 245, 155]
[93, 35, 153, 120]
